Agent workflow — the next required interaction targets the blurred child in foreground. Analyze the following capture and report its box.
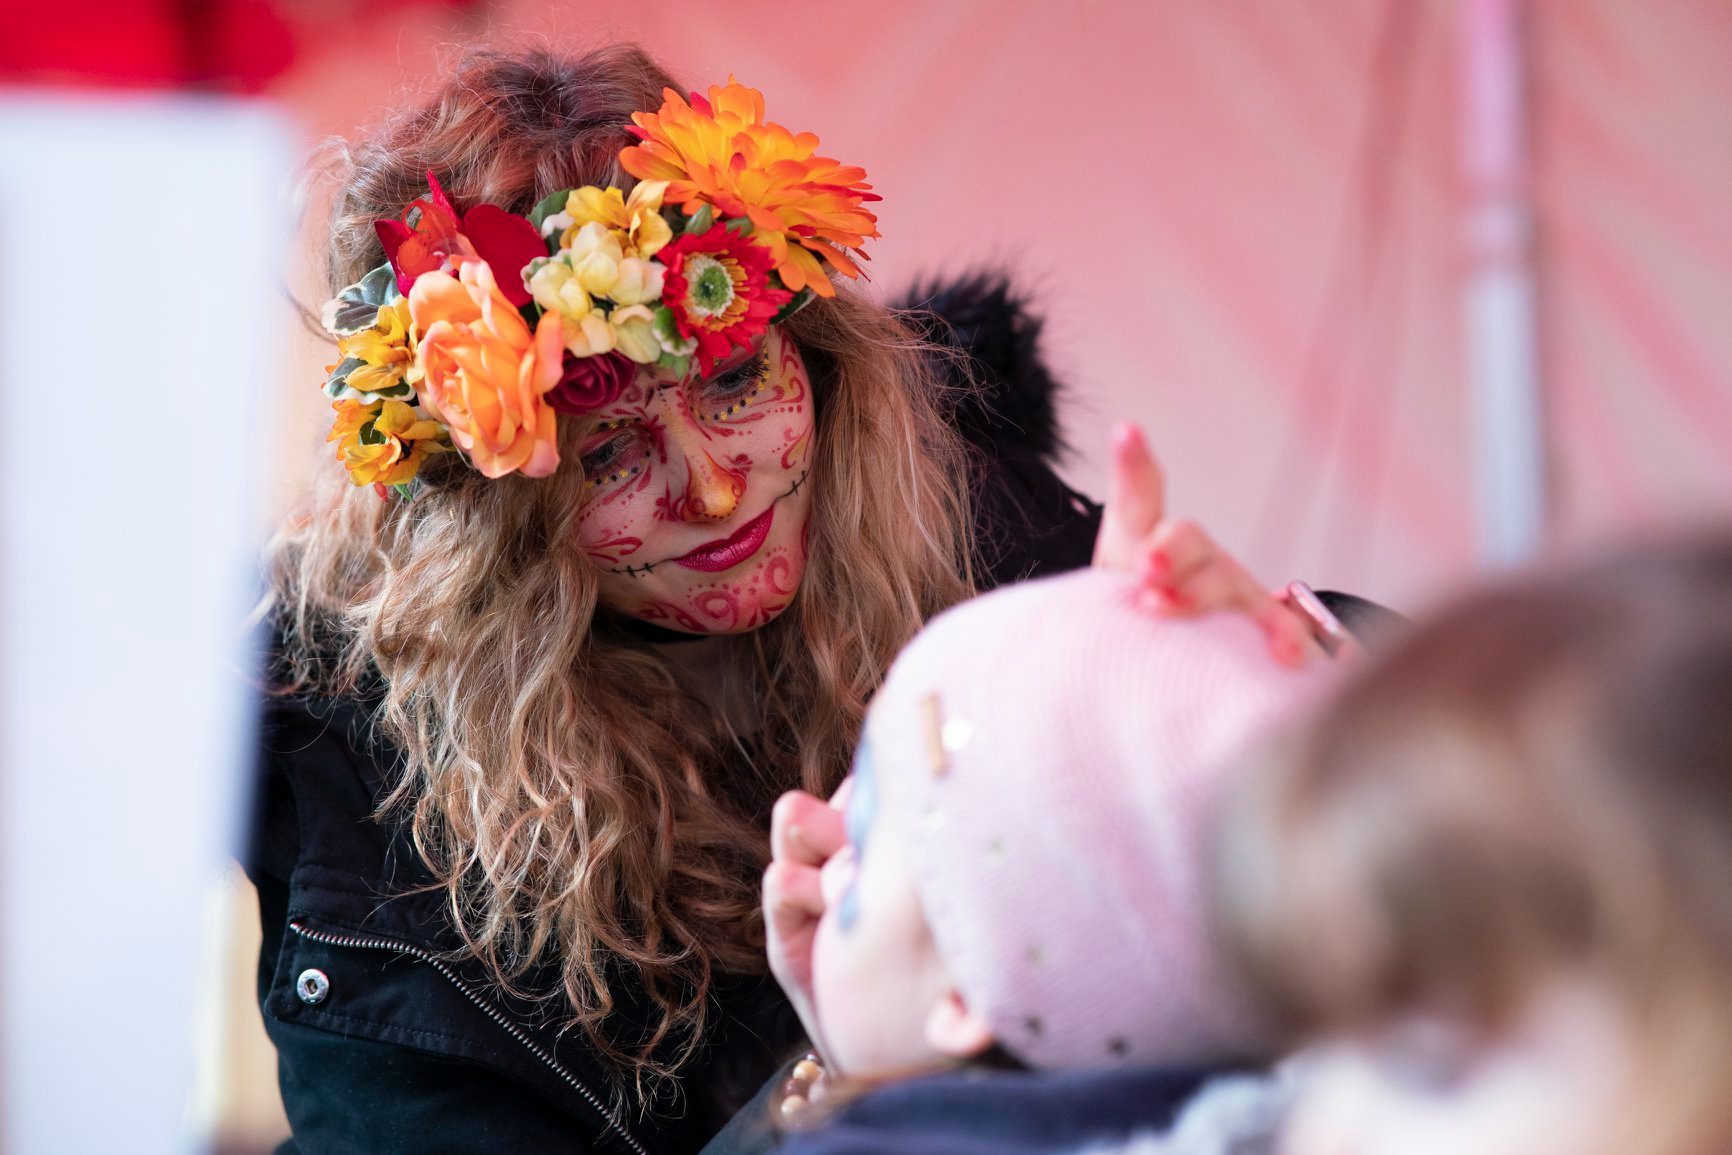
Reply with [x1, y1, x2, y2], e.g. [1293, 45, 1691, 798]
[1218, 533, 1732, 1155]
[709, 564, 1340, 1155]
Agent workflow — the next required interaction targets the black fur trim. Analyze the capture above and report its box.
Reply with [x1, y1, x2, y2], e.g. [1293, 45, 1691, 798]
[895, 271, 1068, 466]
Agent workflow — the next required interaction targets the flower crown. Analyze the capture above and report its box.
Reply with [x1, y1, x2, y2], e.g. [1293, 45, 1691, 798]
[319, 79, 880, 496]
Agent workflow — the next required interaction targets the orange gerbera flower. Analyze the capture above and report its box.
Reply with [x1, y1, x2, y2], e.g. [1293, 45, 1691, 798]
[619, 80, 880, 297]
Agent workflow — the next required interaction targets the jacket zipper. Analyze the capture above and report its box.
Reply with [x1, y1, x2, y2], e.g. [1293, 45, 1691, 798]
[289, 920, 649, 1155]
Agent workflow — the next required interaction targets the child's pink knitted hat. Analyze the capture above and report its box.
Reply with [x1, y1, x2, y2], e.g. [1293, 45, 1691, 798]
[863, 568, 1328, 1070]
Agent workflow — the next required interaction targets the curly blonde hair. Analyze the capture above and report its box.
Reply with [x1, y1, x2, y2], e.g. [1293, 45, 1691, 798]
[268, 45, 975, 1091]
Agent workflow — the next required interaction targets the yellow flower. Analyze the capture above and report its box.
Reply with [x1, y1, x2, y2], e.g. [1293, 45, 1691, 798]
[335, 298, 419, 395]
[328, 398, 447, 487]
[553, 181, 673, 259]
[619, 80, 880, 297]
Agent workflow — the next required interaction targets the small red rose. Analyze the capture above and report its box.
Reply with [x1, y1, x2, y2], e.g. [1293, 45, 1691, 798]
[547, 351, 635, 416]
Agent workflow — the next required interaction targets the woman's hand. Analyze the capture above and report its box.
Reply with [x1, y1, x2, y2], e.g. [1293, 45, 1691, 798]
[763, 784, 849, 1052]
[1093, 421, 1324, 668]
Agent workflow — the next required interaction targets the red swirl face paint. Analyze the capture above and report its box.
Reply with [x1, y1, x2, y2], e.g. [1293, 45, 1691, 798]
[574, 326, 816, 635]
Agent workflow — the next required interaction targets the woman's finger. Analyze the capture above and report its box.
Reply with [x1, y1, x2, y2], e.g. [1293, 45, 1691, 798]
[1254, 601, 1324, 668]
[1148, 563, 1257, 618]
[1109, 423, 1166, 538]
[1094, 423, 1166, 567]
[1143, 519, 1215, 586]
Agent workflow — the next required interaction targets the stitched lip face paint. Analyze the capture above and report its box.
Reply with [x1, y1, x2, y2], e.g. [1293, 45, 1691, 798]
[673, 505, 775, 572]
[574, 326, 816, 635]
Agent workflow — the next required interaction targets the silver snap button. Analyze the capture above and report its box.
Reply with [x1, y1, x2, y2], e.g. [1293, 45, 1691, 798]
[296, 968, 330, 1005]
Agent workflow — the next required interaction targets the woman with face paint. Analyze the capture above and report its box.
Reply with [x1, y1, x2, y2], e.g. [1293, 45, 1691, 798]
[248, 44, 1381, 1155]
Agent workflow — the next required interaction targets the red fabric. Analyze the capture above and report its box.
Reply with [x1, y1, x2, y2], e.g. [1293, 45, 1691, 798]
[0, 0, 508, 90]
[1, 0, 295, 90]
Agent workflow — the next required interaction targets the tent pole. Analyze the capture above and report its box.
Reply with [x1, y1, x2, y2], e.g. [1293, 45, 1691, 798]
[1460, 0, 1546, 566]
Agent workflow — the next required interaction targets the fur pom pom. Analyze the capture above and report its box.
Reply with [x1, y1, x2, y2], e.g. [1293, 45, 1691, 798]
[895, 271, 1069, 466]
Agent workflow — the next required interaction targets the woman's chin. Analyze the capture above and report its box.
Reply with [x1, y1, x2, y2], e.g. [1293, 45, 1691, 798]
[611, 554, 807, 634]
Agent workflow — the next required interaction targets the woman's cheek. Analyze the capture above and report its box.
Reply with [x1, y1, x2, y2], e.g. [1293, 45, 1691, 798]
[575, 477, 660, 567]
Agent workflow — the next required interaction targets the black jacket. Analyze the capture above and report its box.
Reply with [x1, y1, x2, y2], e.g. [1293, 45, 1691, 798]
[246, 278, 1107, 1155]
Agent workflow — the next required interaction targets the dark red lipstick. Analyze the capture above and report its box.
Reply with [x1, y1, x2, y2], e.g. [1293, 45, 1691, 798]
[672, 505, 775, 572]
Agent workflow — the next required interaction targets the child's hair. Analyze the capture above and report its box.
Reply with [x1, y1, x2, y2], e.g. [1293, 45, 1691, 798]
[864, 568, 1330, 1069]
[1215, 533, 1732, 1155]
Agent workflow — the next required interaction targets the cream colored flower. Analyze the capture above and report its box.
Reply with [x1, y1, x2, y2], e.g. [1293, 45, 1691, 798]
[563, 310, 618, 358]
[610, 305, 662, 364]
[525, 255, 593, 321]
[568, 223, 623, 297]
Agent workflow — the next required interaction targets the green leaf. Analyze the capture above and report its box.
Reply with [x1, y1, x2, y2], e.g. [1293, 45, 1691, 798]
[357, 418, 386, 446]
[321, 264, 400, 336]
[656, 351, 692, 379]
[651, 305, 697, 356]
[390, 481, 417, 501]
[529, 188, 574, 239]
[684, 204, 714, 236]
[770, 287, 815, 326]
[323, 357, 365, 398]
[723, 215, 753, 237]
[324, 360, 414, 404]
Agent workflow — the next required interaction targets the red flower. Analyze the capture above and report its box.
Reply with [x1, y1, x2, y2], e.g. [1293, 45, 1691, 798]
[659, 226, 792, 376]
[374, 171, 545, 307]
[547, 351, 635, 416]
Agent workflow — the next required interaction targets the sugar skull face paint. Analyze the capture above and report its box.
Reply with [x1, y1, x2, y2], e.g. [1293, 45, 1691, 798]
[575, 325, 815, 634]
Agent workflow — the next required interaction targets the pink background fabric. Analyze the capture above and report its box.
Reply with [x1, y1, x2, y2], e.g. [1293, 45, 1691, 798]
[266, 1, 1732, 611]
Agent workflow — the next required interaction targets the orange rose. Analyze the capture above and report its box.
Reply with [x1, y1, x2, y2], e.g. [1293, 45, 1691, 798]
[408, 259, 563, 479]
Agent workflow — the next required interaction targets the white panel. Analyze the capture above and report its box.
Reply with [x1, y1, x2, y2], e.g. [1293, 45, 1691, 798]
[0, 95, 291, 1155]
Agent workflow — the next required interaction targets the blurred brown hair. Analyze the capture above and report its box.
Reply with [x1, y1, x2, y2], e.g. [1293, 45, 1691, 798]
[268, 45, 974, 1093]
[1216, 532, 1732, 1155]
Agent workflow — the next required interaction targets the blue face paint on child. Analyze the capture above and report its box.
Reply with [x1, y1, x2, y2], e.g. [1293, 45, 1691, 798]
[837, 737, 879, 933]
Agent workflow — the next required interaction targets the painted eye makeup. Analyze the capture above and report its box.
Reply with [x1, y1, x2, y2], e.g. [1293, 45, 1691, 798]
[579, 423, 646, 488]
[700, 352, 769, 420]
